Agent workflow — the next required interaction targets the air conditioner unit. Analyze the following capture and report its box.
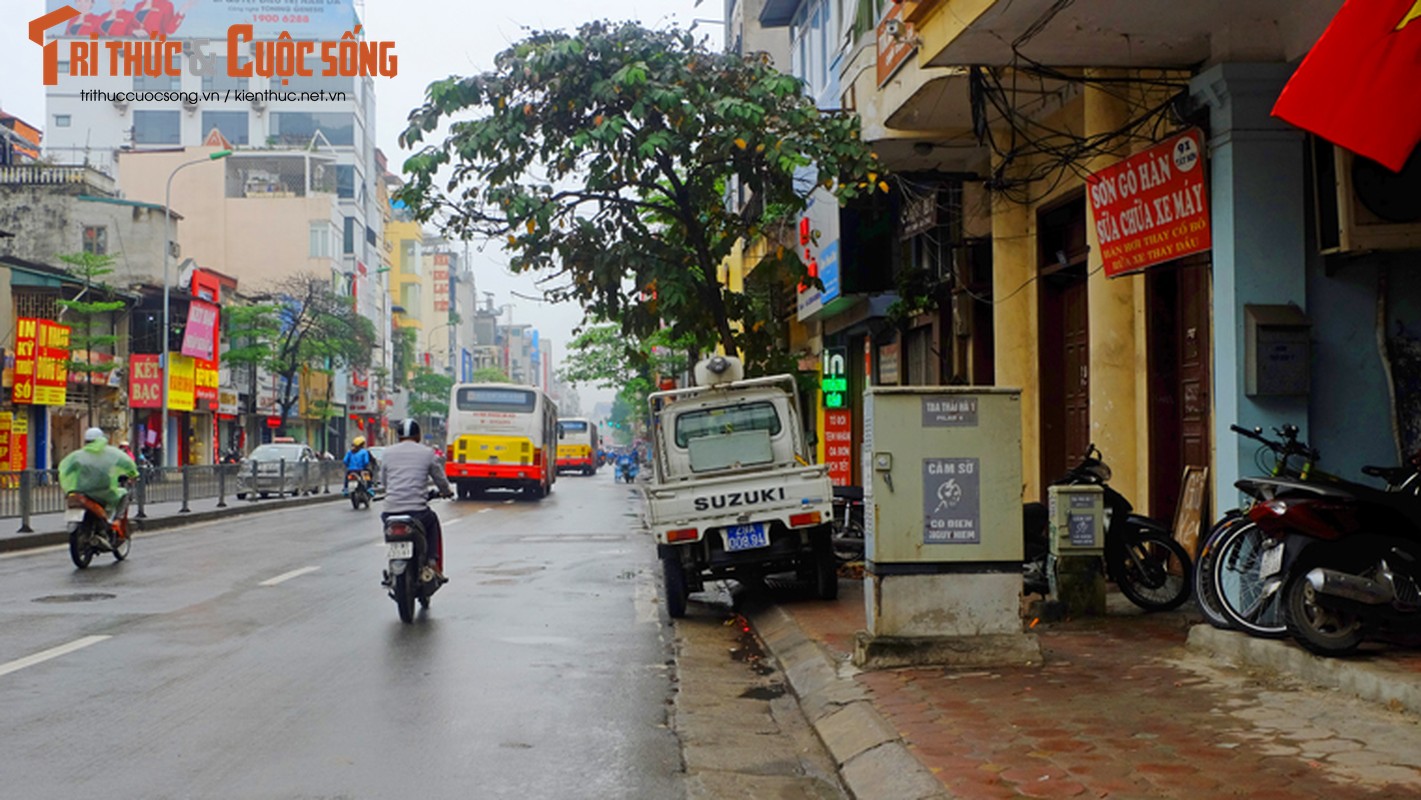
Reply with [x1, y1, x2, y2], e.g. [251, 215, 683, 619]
[1314, 140, 1421, 254]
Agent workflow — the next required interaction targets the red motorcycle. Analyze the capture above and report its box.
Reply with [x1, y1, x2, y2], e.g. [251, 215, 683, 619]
[65, 486, 131, 569]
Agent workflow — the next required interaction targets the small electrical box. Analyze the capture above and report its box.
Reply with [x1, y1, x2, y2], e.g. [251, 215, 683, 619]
[1047, 485, 1105, 555]
[1245, 304, 1311, 397]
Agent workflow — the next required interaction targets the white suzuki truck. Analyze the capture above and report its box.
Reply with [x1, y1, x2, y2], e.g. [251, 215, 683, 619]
[644, 355, 837, 618]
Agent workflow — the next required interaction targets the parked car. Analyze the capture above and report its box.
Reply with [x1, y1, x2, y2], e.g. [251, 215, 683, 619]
[235, 443, 322, 498]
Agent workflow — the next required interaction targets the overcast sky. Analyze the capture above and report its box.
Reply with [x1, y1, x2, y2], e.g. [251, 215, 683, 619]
[0, 1, 725, 413]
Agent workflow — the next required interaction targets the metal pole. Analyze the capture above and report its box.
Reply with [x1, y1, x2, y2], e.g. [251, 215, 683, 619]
[217, 464, 227, 508]
[278, 459, 286, 498]
[180, 466, 191, 513]
[161, 151, 230, 469]
[17, 470, 32, 533]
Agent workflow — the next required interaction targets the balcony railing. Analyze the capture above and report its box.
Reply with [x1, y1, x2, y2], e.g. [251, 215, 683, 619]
[0, 165, 116, 194]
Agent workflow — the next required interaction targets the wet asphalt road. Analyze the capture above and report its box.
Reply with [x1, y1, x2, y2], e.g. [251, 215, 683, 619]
[0, 472, 683, 800]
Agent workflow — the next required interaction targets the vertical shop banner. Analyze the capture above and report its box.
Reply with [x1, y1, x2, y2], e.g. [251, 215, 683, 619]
[33, 320, 71, 405]
[168, 354, 196, 412]
[10, 411, 28, 471]
[823, 409, 853, 487]
[181, 300, 219, 361]
[195, 356, 220, 404]
[1086, 129, 1212, 278]
[0, 413, 11, 475]
[129, 354, 163, 408]
[11, 318, 37, 405]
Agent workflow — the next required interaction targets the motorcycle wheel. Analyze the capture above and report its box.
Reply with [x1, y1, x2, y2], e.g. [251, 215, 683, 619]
[69, 523, 94, 569]
[351, 492, 361, 510]
[1283, 570, 1365, 656]
[662, 556, 688, 619]
[1194, 514, 1248, 630]
[832, 518, 864, 565]
[1211, 522, 1289, 637]
[1112, 529, 1192, 612]
[112, 528, 130, 562]
[394, 567, 416, 623]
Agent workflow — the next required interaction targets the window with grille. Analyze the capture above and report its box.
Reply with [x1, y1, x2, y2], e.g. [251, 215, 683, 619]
[83, 226, 107, 255]
[15, 292, 61, 321]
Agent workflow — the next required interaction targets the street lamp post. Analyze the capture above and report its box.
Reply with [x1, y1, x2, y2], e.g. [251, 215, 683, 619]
[161, 149, 231, 467]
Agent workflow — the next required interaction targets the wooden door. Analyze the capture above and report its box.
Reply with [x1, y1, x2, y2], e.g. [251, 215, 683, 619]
[1148, 261, 1212, 519]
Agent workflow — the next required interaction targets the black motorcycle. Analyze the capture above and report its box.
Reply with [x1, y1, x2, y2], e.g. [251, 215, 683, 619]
[1246, 465, 1421, 655]
[346, 470, 373, 510]
[1024, 444, 1193, 612]
[381, 490, 448, 623]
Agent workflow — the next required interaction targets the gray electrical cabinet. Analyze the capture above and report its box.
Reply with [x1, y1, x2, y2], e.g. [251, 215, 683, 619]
[863, 388, 1023, 565]
[1047, 485, 1105, 556]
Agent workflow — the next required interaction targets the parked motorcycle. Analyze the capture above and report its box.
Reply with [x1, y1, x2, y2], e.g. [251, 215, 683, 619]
[346, 470, 374, 510]
[1023, 444, 1193, 612]
[1205, 425, 1421, 642]
[1246, 466, 1421, 655]
[65, 480, 132, 569]
[831, 485, 866, 564]
[380, 489, 447, 623]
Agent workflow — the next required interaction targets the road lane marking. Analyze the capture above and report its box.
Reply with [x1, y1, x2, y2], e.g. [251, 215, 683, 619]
[259, 566, 320, 586]
[0, 635, 110, 678]
[478, 509, 491, 514]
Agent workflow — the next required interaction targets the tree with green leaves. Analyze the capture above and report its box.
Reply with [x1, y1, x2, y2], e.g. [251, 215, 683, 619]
[471, 366, 511, 383]
[390, 325, 417, 390]
[408, 367, 454, 436]
[558, 322, 695, 441]
[231, 275, 376, 434]
[57, 252, 128, 427]
[398, 21, 880, 367]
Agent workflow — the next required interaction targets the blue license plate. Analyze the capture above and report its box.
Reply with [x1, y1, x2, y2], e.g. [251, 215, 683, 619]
[724, 524, 769, 552]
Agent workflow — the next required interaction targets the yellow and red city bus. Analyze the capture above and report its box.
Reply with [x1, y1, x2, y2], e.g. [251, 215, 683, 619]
[444, 383, 558, 499]
[555, 418, 600, 475]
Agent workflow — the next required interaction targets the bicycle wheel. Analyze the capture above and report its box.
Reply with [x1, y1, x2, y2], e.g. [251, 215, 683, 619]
[1113, 529, 1192, 612]
[1194, 513, 1248, 630]
[1211, 521, 1288, 637]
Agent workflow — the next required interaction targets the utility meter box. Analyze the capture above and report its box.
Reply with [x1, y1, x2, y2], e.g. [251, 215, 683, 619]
[1047, 485, 1105, 556]
[863, 388, 1023, 565]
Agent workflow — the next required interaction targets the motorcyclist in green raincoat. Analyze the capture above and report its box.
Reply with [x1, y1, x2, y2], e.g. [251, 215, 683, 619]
[59, 427, 139, 517]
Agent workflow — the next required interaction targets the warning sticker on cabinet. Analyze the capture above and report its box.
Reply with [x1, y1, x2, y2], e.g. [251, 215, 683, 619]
[923, 457, 980, 544]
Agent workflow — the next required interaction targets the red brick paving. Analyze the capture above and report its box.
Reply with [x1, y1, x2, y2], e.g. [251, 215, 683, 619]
[774, 581, 1421, 799]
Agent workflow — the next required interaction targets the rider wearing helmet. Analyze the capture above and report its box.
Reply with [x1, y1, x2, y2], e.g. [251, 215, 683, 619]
[343, 435, 373, 491]
[380, 419, 454, 579]
[59, 427, 139, 517]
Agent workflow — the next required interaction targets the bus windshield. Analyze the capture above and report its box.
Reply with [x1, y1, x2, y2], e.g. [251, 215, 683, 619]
[456, 387, 536, 413]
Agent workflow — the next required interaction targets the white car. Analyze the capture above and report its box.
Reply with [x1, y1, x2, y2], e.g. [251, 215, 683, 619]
[235, 443, 321, 498]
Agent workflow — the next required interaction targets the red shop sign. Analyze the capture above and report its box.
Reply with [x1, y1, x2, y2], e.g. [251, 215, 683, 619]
[129, 353, 163, 409]
[1086, 128, 1212, 278]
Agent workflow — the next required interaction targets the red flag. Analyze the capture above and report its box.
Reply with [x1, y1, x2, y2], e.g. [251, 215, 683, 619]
[1272, 0, 1421, 172]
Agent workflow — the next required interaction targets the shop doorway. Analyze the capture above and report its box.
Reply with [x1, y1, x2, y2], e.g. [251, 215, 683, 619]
[1037, 197, 1091, 490]
[1147, 259, 1213, 519]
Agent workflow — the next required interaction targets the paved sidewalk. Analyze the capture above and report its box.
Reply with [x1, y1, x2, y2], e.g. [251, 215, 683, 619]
[749, 580, 1421, 800]
[0, 490, 345, 552]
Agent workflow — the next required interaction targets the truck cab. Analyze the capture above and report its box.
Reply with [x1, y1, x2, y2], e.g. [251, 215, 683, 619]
[645, 356, 837, 618]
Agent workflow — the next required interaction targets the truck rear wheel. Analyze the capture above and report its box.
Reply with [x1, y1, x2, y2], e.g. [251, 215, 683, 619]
[662, 556, 688, 618]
